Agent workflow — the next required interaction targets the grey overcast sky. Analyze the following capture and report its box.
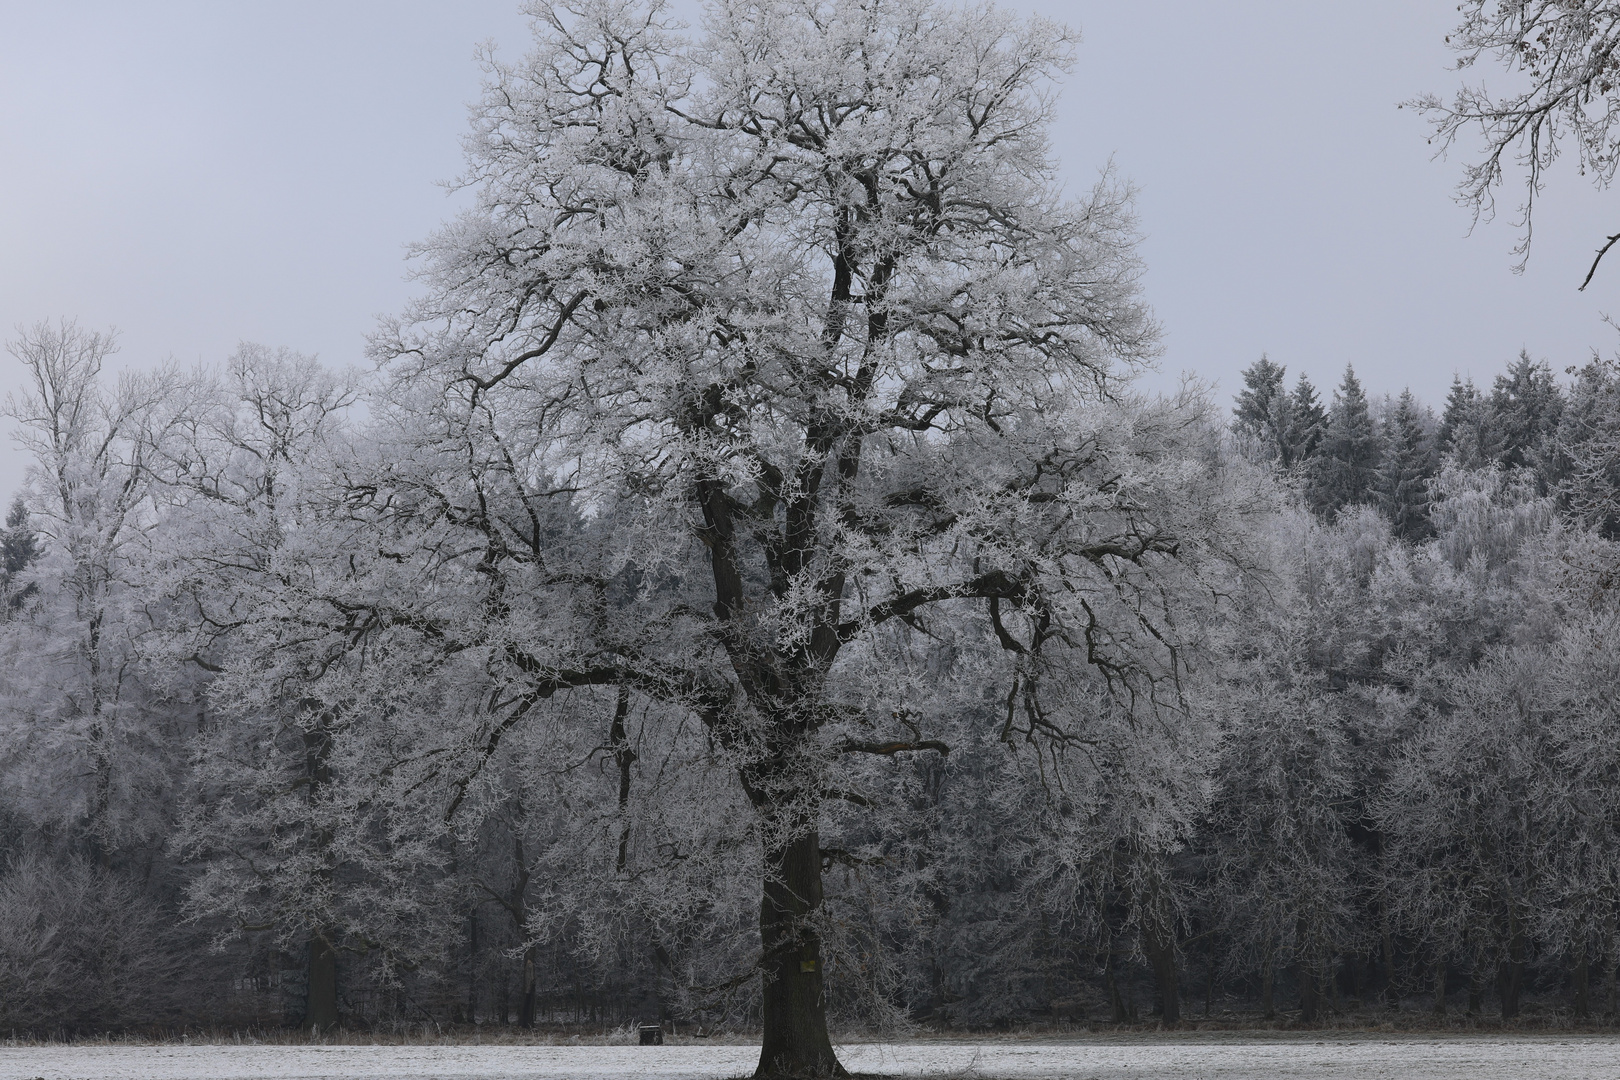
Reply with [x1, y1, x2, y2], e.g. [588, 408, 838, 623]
[2, 1, 1617, 498]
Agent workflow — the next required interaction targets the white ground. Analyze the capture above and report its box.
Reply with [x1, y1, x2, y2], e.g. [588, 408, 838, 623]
[3, 1035, 1620, 1079]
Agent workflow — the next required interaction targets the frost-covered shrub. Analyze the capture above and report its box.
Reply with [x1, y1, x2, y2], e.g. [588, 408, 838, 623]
[0, 855, 182, 1033]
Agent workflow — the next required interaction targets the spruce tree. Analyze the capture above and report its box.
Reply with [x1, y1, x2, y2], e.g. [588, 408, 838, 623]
[1437, 375, 1478, 454]
[1285, 373, 1326, 467]
[1234, 356, 1292, 467]
[1556, 357, 1620, 536]
[0, 497, 39, 611]
[1307, 365, 1382, 519]
[1438, 374, 1501, 469]
[1379, 389, 1439, 542]
[1489, 351, 1564, 483]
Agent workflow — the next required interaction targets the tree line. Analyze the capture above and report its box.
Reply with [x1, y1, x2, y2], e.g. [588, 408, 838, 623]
[6, 337, 1620, 1040]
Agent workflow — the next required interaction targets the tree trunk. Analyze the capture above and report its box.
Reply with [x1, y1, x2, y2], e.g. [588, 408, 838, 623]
[1497, 959, 1522, 1019]
[520, 944, 539, 1028]
[85, 612, 113, 868]
[1261, 962, 1275, 1020]
[654, 943, 674, 1026]
[302, 715, 337, 1033]
[1574, 949, 1591, 1020]
[755, 829, 844, 1079]
[1432, 956, 1446, 1015]
[1143, 922, 1179, 1023]
[1204, 933, 1216, 1018]
[1296, 915, 1321, 1023]
[1299, 965, 1321, 1023]
[610, 685, 635, 873]
[465, 908, 479, 1025]
[1381, 928, 1400, 1008]
[1105, 951, 1129, 1024]
[305, 933, 339, 1032]
[511, 830, 537, 1028]
[1498, 906, 1526, 1019]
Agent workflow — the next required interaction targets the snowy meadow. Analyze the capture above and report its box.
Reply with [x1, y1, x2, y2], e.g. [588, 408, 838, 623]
[8, 1036, 1620, 1080]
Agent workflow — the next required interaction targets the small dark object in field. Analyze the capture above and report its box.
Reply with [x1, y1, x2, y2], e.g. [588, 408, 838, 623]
[638, 1024, 663, 1046]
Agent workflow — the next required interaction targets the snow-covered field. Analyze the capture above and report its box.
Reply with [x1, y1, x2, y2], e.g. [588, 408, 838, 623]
[4, 1036, 1620, 1080]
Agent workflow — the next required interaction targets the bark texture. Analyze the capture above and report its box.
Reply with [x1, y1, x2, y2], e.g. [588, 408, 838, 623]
[755, 831, 843, 1079]
[1144, 923, 1180, 1023]
[305, 934, 338, 1032]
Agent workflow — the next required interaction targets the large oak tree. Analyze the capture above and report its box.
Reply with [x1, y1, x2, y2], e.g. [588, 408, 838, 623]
[314, 0, 1252, 1072]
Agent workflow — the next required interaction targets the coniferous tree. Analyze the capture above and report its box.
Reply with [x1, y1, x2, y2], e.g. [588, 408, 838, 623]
[1557, 356, 1620, 536]
[1488, 352, 1565, 482]
[1285, 374, 1326, 467]
[1438, 375, 1481, 458]
[1234, 356, 1295, 468]
[1379, 389, 1439, 543]
[1, 321, 185, 862]
[1307, 366, 1382, 519]
[0, 497, 39, 611]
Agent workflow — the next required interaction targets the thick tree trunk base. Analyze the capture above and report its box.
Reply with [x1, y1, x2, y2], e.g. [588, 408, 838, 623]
[755, 829, 846, 1079]
[520, 947, 538, 1028]
[1145, 928, 1179, 1023]
[1498, 960, 1524, 1019]
[755, 1024, 848, 1079]
[1299, 968, 1321, 1024]
[305, 934, 339, 1032]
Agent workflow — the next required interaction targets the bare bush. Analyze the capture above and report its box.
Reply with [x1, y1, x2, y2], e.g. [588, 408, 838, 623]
[0, 855, 183, 1033]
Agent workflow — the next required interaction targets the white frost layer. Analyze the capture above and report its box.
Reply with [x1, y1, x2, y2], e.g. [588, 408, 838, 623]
[5, 1036, 1620, 1079]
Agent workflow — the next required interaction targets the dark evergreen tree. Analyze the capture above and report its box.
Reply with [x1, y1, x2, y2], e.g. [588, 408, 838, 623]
[1379, 390, 1439, 543]
[1489, 352, 1565, 483]
[1285, 373, 1326, 467]
[1234, 356, 1294, 467]
[1307, 366, 1382, 519]
[1556, 357, 1620, 537]
[0, 497, 39, 611]
[1439, 374, 1503, 470]
[1438, 376, 1473, 450]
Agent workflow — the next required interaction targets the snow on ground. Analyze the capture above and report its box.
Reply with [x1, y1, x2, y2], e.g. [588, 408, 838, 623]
[4, 1035, 1620, 1079]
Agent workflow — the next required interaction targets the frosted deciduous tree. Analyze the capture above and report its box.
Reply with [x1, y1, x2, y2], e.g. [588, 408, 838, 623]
[1538, 606, 1620, 1017]
[1419, 0, 1620, 283]
[155, 346, 374, 1032]
[348, 0, 1253, 1072]
[0, 854, 182, 1032]
[1429, 462, 1556, 577]
[1379, 649, 1557, 1018]
[1415, 0, 1620, 282]
[1208, 634, 1357, 1021]
[0, 321, 183, 860]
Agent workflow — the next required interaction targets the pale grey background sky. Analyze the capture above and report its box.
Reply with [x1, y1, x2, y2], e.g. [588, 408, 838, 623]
[2, 1, 1615, 498]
